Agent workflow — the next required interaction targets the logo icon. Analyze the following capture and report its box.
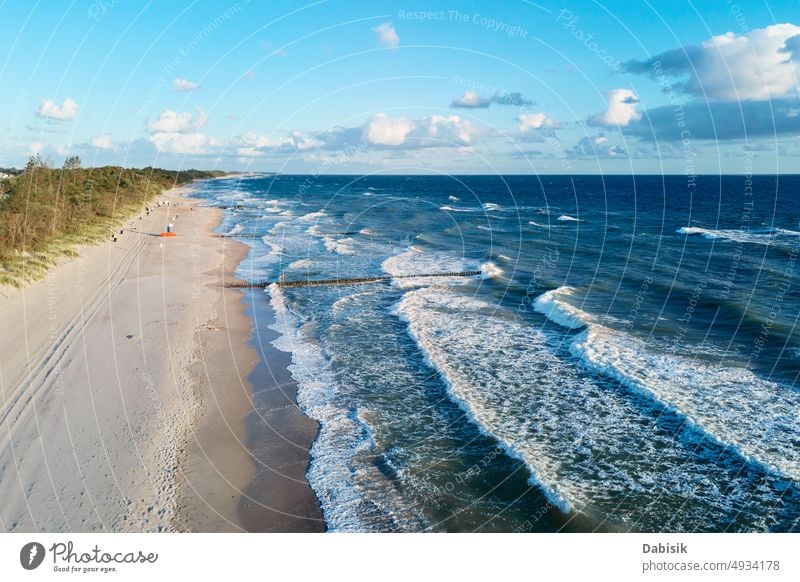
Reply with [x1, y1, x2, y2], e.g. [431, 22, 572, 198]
[20, 542, 46, 570]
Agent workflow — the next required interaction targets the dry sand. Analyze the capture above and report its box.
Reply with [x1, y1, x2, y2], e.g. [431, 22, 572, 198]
[0, 182, 322, 532]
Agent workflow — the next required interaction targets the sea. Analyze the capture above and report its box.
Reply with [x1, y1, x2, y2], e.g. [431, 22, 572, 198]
[192, 174, 800, 533]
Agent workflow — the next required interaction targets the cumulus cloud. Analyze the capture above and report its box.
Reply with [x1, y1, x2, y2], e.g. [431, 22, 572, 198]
[518, 113, 559, 132]
[365, 113, 413, 145]
[225, 113, 486, 159]
[373, 22, 399, 48]
[588, 89, 641, 127]
[568, 134, 627, 158]
[149, 132, 218, 155]
[625, 23, 800, 101]
[231, 131, 323, 157]
[91, 134, 114, 150]
[147, 107, 215, 154]
[451, 91, 534, 108]
[36, 98, 79, 121]
[363, 114, 481, 148]
[172, 78, 198, 91]
[148, 107, 207, 133]
[783, 33, 800, 61]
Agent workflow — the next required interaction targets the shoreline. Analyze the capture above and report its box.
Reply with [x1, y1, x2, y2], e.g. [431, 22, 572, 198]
[0, 179, 323, 532]
[237, 288, 325, 531]
[173, 187, 324, 532]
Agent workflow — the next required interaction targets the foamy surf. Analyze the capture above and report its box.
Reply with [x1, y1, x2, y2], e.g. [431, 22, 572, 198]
[439, 205, 477, 213]
[536, 287, 800, 482]
[382, 247, 480, 288]
[225, 223, 243, 236]
[571, 326, 800, 482]
[394, 286, 792, 529]
[533, 287, 591, 329]
[299, 210, 328, 222]
[678, 225, 800, 248]
[204, 172, 800, 532]
[268, 285, 430, 532]
[480, 262, 504, 279]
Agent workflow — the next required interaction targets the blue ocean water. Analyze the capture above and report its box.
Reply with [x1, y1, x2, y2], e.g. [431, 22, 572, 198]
[195, 174, 800, 532]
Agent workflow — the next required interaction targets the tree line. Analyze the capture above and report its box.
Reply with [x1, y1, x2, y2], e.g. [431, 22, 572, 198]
[0, 155, 223, 282]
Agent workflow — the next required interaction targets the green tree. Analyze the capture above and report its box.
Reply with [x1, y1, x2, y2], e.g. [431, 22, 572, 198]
[63, 155, 81, 170]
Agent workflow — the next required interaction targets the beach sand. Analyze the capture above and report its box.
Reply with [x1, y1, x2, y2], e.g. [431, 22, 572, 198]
[0, 182, 323, 532]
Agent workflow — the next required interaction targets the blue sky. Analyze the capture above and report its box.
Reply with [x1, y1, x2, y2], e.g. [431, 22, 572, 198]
[1, 0, 798, 173]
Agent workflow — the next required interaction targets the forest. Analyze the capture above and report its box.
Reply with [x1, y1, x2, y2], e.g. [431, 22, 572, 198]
[0, 155, 223, 287]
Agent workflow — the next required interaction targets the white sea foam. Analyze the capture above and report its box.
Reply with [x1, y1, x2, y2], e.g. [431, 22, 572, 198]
[439, 205, 476, 213]
[324, 237, 358, 255]
[267, 286, 368, 531]
[269, 286, 423, 531]
[382, 248, 479, 287]
[533, 287, 592, 329]
[482, 202, 502, 212]
[269, 221, 292, 234]
[448, 195, 460, 202]
[677, 226, 800, 247]
[395, 289, 572, 513]
[225, 223, 243, 236]
[528, 221, 553, 229]
[480, 262, 503, 279]
[287, 258, 315, 270]
[299, 210, 328, 222]
[571, 326, 800, 481]
[557, 214, 582, 222]
[535, 286, 800, 481]
[395, 286, 794, 528]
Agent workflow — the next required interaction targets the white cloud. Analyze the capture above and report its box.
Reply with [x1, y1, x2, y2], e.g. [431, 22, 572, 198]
[365, 113, 413, 145]
[568, 133, 627, 158]
[149, 132, 218, 155]
[231, 131, 323, 156]
[91, 134, 114, 150]
[451, 91, 533, 108]
[373, 22, 399, 48]
[626, 23, 800, 101]
[452, 91, 486, 108]
[518, 113, 559, 132]
[147, 107, 215, 154]
[417, 115, 478, 144]
[172, 78, 198, 91]
[36, 98, 79, 121]
[147, 107, 207, 134]
[588, 89, 641, 127]
[363, 114, 479, 147]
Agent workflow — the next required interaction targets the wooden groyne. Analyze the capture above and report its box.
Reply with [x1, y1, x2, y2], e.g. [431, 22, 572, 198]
[224, 270, 482, 289]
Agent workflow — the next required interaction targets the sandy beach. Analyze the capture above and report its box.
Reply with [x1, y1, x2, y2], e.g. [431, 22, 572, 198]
[0, 182, 323, 532]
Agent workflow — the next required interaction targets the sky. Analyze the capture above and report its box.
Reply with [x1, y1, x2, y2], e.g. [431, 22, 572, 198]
[0, 0, 798, 174]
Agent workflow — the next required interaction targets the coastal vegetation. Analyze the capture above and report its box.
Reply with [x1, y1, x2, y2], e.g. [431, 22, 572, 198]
[0, 156, 223, 287]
